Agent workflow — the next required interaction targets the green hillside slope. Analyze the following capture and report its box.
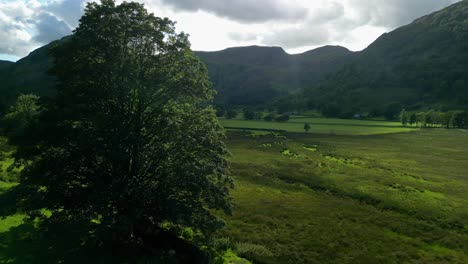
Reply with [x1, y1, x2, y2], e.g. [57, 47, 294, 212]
[0, 41, 58, 114]
[0, 43, 353, 114]
[306, 0, 468, 116]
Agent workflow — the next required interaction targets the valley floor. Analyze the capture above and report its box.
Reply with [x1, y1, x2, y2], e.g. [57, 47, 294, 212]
[222, 129, 468, 263]
[1, 128, 468, 263]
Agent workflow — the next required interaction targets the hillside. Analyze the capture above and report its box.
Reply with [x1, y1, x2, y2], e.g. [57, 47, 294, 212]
[1, 1, 467, 115]
[0, 43, 353, 114]
[306, 0, 468, 116]
[0, 61, 13, 71]
[196, 45, 354, 106]
[0, 42, 57, 114]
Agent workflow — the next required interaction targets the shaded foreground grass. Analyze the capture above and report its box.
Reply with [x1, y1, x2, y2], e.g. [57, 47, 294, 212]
[221, 129, 468, 263]
[0, 137, 248, 263]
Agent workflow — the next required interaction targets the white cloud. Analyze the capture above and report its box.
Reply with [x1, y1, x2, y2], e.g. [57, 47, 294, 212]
[0, 0, 463, 60]
[348, 0, 461, 28]
[0, 0, 86, 58]
[160, 0, 308, 23]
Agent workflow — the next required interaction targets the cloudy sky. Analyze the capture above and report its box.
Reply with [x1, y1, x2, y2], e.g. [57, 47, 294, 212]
[0, 0, 461, 61]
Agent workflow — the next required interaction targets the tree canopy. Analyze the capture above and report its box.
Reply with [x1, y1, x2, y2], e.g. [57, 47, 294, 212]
[12, 0, 232, 242]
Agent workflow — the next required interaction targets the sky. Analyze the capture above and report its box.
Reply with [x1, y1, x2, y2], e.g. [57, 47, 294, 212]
[0, 0, 461, 61]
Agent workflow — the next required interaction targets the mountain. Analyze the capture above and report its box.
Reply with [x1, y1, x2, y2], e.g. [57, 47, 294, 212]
[0, 41, 58, 114]
[1, 1, 467, 116]
[306, 0, 468, 116]
[0, 61, 13, 70]
[0, 42, 354, 114]
[196, 45, 354, 106]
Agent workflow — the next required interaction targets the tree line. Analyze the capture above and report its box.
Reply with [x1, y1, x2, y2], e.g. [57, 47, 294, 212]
[400, 109, 468, 128]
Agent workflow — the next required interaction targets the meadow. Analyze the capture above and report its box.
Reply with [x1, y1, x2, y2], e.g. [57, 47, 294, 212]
[1, 118, 468, 263]
[221, 129, 468, 263]
[220, 116, 417, 135]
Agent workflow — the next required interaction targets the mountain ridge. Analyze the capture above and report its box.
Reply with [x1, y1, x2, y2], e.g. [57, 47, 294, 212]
[304, 0, 468, 116]
[0, 0, 467, 115]
[0, 41, 355, 112]
[196, 45, 354, 106]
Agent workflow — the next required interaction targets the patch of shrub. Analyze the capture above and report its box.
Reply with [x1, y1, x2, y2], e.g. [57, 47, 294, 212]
[234, 242, 273, 260]
[275, 114, 290, 122]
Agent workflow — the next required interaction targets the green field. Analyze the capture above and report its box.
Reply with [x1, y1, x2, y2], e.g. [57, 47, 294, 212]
[221, 129, 468, 263]
[1, 123, 468, 263]
[220, 117, 417, 135]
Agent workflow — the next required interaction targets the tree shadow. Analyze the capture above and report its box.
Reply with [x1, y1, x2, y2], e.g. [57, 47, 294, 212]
[0, 186, 131, 263]
[0, 186, 211, 263]
[0, 221, 122, 264]
[0, 220, 213, 264]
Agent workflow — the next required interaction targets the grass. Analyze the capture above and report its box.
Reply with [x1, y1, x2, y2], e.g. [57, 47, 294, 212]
[220, 129, 468, 263]
[1, 124, 468, 263]
[220, 117, 417, 135]
[0, 137, 20, 183]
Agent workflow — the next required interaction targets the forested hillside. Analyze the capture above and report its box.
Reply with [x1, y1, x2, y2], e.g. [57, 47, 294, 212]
[306, 0, 468, 116]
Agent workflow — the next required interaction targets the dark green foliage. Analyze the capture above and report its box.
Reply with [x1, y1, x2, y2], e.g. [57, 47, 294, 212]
[320, 103, 342, 118]
[274, 95, 305, 114]
[409, 113, 417, 125]
[243, 109, 255, 120]
[274, 114, 290, 122]
[451, 111, 468, 128]
[399, 110, 468, 129]
[400, 109, 408, 126]
[263, 113, 276, 122]
[383, 103, 402, 121]
[215, 106, 226, 117]
[226, 109, 238, 119]
[2, 94, 40, 144]
[254, 112, 263, 120]
[12, 0, 232, 244]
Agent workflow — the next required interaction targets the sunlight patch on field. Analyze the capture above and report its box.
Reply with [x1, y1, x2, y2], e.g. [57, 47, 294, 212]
[220, 117, 418, 135]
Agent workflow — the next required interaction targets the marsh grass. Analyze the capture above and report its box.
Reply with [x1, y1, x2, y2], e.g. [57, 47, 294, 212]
[1, 127, 468, 263]
[221, 130, 468, 263]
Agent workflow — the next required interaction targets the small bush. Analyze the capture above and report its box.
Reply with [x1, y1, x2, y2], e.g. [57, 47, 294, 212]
[210, 237, 233, 251]
[234, 242, 273, 260]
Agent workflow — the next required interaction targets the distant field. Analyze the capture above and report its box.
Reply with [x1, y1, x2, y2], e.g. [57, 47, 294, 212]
[220, 117, 417, 135]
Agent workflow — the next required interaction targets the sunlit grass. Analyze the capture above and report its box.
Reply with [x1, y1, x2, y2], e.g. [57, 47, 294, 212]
[220, 117, 418, 135]
[221, 129, 468, 263]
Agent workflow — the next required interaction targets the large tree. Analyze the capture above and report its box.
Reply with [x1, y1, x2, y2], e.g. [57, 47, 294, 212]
[14, 0, 232, 241]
